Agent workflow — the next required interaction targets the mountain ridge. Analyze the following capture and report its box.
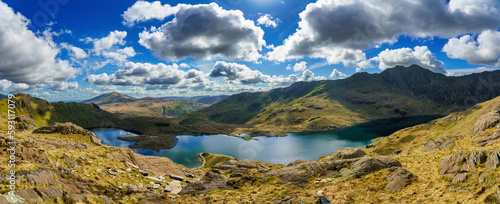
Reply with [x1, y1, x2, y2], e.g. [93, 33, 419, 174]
[181, 65, 500, 135]
[82, 92, 137, 105]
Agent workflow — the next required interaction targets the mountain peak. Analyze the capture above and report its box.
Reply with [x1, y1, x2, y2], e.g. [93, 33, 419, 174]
[82, 92, 136, 105]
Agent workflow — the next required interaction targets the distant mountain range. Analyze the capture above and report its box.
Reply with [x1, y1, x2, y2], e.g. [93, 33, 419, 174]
[163, 95, 230, 105]
[181, 65, 500, 135]
[0, 94, 7, 99]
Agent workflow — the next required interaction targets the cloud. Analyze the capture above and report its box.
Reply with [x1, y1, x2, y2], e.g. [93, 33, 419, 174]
[45, 81, 79, 92]
[378, 46, 446, 73]
[291, 61, 307, 72]
[267, 0, 500, 64]
[0, 80, 30, 92]
[330, 69, 346, 79]
[87, 30, 127, 55]
[61, 43, 88, 59]
[209, 61, 271, 84]
[0, 1, 78, 86]
[257, 14, 279, 28]
[122, 1, 180, 26]
[138, 3, 266, 62]
[443, 30, 500, 67]
[102, 47, 136, 62]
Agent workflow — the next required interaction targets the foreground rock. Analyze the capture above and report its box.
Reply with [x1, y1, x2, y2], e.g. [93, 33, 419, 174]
[473, 110, 500, 133]
[351, 156, 402, 177]
[486, 150, 500, 171]
[384, 167, 418, 191]
[180, 170, 230, 195]
[33, 122, 102, 146]
[14, 114, 39, 130]
[439, 151, 487, 175]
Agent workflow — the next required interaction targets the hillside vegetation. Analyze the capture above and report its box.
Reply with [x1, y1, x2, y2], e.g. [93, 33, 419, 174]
[101, 97, 206, 118]
[183, 65, 500, 135]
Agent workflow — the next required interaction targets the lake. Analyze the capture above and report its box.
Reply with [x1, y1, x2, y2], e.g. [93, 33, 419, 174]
[91, 115, 441, 168]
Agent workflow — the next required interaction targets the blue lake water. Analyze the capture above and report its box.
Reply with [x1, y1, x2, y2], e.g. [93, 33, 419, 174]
[91, 115, 441, 168]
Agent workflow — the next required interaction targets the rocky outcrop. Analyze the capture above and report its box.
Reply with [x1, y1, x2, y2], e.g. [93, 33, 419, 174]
[34, 188, 64, 199]
[16, 189, 43, 203]
[451, 173, 468, 184]
[485, 150, 500, 171]
[262, 156, 401, 184]
[422, 136, 455, 152]
[351, 156, 401, 177]
[439, 151, 487, 175]
[485, 190, 500, 203]
[473, 111, 500, 133]
[23, 168, 58, 186]
[475, 130, 500, 146]
[33, 122, 102, 146]
[180, 170, 230, 195]
[164, 180, 182, 194]
[333, 147, 366, 160]
[384, 167, 418, 191]
[14, 114, 39, 130]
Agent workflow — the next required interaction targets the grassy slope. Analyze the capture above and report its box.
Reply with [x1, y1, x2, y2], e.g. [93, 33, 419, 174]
[100, 98, 206, 118]
[81, 92, 136, 105]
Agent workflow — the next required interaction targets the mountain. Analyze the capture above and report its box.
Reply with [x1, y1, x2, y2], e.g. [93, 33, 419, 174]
[182, 65, 500, 135]
[82, 92, 136, 105]
[100, 97, 207, 117]
[164, 95, 230, 105]
[0, 94, 7, 99]
[194, 95, 230, 105]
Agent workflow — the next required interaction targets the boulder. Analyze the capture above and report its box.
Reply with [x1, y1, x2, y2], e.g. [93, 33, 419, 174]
[452, 173, 468, 184]
[179, 170, 230, 195]
[384, 167, 418, 191]
[475, 130, 500, 146]
[333, 147, 366, 160]
[62, 154, 78, 168]
[422, 136, 455, 152]
[351, 157, 385, 177]
[20, 146, 50, 165]
[473, 111, 500, 133]
[164, 180, 182, 194]
[485, 150, 500, 171]
[439, 151, 488, 175]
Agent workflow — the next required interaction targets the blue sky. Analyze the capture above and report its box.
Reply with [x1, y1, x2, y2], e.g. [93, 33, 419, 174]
[1, 0, 499, 101]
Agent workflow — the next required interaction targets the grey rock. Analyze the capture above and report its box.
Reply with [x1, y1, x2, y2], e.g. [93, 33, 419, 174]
[384, 167, 418, 191]
[422, 136, 455, 152]
[473, 111, 500, 133]
[439, 151, 488, 175]
[475, 130, 500, 146]
[333, 147, 366, 160]
[180, 170, 230, 195]
[24, 168, 58, 186]
[485, 150, 500, 171]
[164, 180, 182, 194]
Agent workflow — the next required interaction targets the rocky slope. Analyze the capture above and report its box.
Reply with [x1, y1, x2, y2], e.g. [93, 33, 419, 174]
[182, 65, 500, 135]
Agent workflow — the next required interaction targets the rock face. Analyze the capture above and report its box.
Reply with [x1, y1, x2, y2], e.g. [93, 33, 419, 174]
[439, 151, 487, 175]
[422, 136, 455, 152]
[16, 189, 43, 203]
[164, 180, 182, 194]
[475, 130, 500, 146]
[24, 168, 58, 186]
[473, 110, 500, 133]
[485, 150, 500, 171]
[333, 147, 366, 160]
[384, 167, 418, 191]
[33, 122, 102, 146]
[180, 170, 230, 195]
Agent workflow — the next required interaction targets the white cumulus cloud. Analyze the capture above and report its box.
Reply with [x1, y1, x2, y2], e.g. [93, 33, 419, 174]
[257, 14, 279, 28]
[443, 30, 500, 67]
[378, 46, 446, 73]
[138, 3, 266, 62]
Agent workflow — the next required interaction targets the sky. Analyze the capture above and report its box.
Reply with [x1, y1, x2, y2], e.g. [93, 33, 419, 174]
[1, 0, 499, 101]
